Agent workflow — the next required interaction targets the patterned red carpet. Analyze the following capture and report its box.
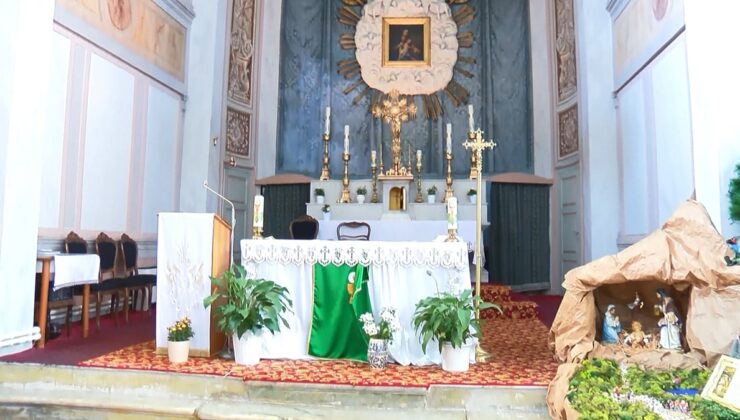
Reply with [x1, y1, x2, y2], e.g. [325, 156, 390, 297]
[79, 285, 559, 388]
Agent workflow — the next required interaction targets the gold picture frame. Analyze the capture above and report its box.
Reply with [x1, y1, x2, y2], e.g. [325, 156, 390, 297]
[382, 17, 431, 68]
[701, 355, 740, 412]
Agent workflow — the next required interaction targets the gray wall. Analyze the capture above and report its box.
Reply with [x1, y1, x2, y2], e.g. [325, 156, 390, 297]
[277, 0, 532, 178]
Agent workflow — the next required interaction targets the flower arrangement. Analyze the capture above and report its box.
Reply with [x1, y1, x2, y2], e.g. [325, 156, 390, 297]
[314, 188, 325, 197]
[427, 185, 438, 195]
[359, 307, 401, 341]
[321, 204, 331, 213]
[356, 186, 367, 195]
[167, 317, 194, 342]
[467, 188, 477, 196]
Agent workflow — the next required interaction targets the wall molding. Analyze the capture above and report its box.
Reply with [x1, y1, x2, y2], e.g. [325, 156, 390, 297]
[606, 0, 631, 21]
[154, 0, 196, 27]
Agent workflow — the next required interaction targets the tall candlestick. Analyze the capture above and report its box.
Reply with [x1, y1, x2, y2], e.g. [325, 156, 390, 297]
[324, 107, 331, 135]
[253, 195, 264, 228]
[343, 125, 349, 153]
[468, 105, 475, 132]
[446, 123, 452, 153]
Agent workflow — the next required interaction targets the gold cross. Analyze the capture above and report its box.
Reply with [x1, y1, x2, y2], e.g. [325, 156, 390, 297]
[462, 129, 496, 173]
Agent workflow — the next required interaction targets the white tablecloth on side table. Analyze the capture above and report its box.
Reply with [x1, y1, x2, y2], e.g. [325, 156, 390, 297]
[241, 239, 472, 366]
[51, 254, 100, 290]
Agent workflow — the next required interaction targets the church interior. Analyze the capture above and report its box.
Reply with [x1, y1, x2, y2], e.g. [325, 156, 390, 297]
[1, 0, 739, 418]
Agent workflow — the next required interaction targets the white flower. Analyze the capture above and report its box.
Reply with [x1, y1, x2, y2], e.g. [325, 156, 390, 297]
[359, 313, 374, 324]
[363, 323, 378, 336]
[380, 308, 396, 323]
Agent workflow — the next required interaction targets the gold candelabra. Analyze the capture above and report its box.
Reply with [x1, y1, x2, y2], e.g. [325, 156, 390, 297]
[320, 133, 330, 181]
[371, 161, 379, 203]
[252, 226, 263, 240]
[415, 155, 423, 203]
[444, 151, 454, 203]
[467, 131, 479, 180]
[372, 90, 416, 178]
[338, 152, 351, 203]
[463, 128, 497, 363]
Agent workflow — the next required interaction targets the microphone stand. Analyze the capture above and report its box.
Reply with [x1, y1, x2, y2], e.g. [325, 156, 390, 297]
[203, 180, 236, 359]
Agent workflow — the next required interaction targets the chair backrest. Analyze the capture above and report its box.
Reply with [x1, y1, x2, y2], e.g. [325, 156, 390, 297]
[64, 231, 87, 254]
[337, 221, 371, 241]
[95, 232, 118, 279]
[119, 233, 138, 276]
[289, 215, 319, 239]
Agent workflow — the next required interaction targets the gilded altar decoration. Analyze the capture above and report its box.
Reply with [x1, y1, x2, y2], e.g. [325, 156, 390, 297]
[372, 90, 417, 178]
[558, 104, 579, 158]
[337, 0, 477, 120]
[226, 108, 251, 157]
[228, 0, 256, 107]
[554, 0, 577, 102]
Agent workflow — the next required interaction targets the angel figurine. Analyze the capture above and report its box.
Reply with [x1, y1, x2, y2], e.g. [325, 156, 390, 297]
[655, 288, 682, 350]
[602, 304, 622, 344]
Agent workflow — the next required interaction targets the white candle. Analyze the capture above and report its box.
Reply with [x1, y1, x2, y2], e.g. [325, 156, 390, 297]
[416, 149, 422, 163]
[447, 197, 458, 230]
[344, 125, 349, 153]
[324, 107, 331, 135]
[253, 195, 264, 228]
[371, 150, 376, 165]
[468, 104, 474, 132]
[446, 123, 452, 153]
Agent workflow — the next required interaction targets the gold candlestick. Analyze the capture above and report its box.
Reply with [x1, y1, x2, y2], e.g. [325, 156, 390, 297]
[371, 162, 379, 203]
[467, 131, 479, 180]
[444, 151, 454, 203]
[338, 152, 351, 203]
[463, 128, 497, 363]
[415, 156, 423, 203]
[320, 133, 330, 181]
[252, 226, 263, 239]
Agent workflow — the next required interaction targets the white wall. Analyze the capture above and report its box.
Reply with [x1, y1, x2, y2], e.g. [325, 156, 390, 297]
[0, 0, 55, 356]
[529, 0, 555, 179]
[255, 0, 283, 180]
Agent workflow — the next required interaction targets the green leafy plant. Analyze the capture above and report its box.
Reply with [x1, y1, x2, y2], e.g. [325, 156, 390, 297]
[166, 317, 194, 342]
[467, 188, 477, 196]
[730, 163, 740, 222]
[321, 204, 331, 213]
[314, 188, 325, 197]
[203, 264, 293, 339]
[356, 186, 367, 195]
[412, 288, 501, 353]
[427, 185, 438, 195]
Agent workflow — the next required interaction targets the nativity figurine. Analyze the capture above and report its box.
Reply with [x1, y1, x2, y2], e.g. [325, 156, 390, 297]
[623, 320, 652, 349]
[655, 288, 682, 350]
[602, 304, 622, 344]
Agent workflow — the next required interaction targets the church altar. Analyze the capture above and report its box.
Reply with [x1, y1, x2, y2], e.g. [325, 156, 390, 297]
[240, 238, 473, 366]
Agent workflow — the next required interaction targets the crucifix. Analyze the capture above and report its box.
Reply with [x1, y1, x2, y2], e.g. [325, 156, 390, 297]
[372, 89, 417, 178]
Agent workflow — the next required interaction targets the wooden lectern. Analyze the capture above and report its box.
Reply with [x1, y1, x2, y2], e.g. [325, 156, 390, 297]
[156, 213, 231, 357]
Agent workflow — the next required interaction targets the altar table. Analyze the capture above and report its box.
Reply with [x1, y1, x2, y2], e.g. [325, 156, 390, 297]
[240, 239, 472, 365]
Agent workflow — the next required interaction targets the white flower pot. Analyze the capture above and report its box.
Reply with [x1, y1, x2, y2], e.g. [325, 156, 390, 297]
[441, 342, 471, 372]
[167, 340, 190, 364]
[357, 194, 366, 204]
[427, 195, 436, 204]
[468, 195, 477, 204]
[323, 212, 331, 221]
[233, 331, 262, 366]
[316, 195, 325, 204]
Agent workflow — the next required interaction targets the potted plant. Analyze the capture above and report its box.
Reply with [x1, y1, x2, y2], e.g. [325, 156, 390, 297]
[467, 188, 477, 204]
[730, 163, 739, 223]
[321, 204, 331, 221]
[314, 188, 325, 204]
[412, 275, 501, 372]
[427, 185, 438, 204]
[356, 186, 368, 204]
[166, 317, 194, 364]
[359, 307, 401, 369]
[203, 264, 293, 366]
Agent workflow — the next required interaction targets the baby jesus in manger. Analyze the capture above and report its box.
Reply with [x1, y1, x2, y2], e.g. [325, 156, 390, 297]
[622, 320, 656, 349]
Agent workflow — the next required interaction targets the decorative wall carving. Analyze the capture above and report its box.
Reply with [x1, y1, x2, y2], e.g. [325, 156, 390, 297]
[354, 0, 458, 96]
[558, 105, 579, 158]
[226, 108, 251, 157]
[228, 0, 256, 107]
[554, 0, 577, 102]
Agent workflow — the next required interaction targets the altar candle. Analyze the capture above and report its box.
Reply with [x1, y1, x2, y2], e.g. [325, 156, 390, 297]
[446, 123, 452, 153]
[344, 125, 349, 153]
[468, 104, 475, 132]
[324, 107, 331, 135]
[447, 197, 458, 230]
[416, 149, 422, 163]
[253, 195, 264, 228]
[371, 150, 376, 166]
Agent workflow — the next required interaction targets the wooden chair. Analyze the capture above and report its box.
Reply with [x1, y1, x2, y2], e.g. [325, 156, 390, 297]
[336, 221, 371, 241]
[119, 234, 156, 313]
[289, 215, 319, 239]
[92, 233, 128, 329]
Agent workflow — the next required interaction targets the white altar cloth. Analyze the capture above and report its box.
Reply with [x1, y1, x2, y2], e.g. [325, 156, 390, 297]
[241, 239, 473, 366]
[317, 220, 478, 249]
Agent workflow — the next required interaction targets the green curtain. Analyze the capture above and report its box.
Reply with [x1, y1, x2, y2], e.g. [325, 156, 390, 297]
[262, 184, 310, 239]
[487, 182, 550, 291]
[308, 264, 372, 361]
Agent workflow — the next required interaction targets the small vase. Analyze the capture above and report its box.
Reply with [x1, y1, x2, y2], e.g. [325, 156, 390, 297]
[323, 212, 331, 221]
[468, 195, 477, 204]
[367, 338, 389, 369]
[427, 195, 436, 204]
[357, 194, 366, 204]
[316, 195, 325, 204]
[167, 340, 189, 364]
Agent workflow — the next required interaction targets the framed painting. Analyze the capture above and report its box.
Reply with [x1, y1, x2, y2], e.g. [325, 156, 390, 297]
[701, 355, 740, 412]
[382, 17, 431, 68]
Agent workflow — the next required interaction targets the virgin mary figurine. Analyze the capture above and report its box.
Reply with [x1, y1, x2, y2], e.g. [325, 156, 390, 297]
[655, 288, 682, 350]
[602, 304, 621, 344]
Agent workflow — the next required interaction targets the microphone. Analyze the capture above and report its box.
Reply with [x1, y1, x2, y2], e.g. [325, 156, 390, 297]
[203, 181, 235, 267]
